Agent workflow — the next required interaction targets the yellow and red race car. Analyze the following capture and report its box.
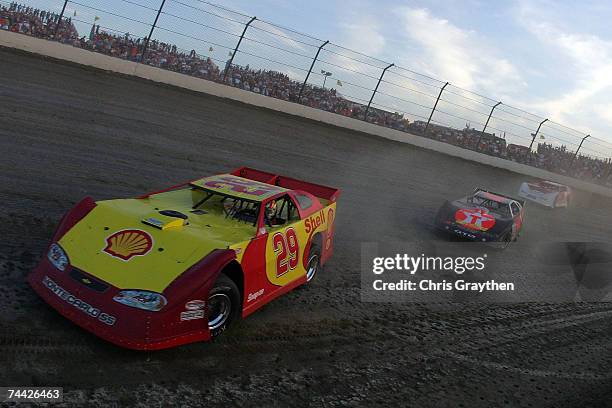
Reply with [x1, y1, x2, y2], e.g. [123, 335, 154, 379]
[28, 167, 339, 350]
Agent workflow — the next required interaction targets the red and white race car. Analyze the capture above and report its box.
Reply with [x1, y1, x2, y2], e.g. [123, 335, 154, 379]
[518, 180, 572, 208]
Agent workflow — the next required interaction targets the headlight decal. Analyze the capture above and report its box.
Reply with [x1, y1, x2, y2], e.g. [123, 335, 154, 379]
[113, 290, 167, 312]
[47, 243, 69, 271]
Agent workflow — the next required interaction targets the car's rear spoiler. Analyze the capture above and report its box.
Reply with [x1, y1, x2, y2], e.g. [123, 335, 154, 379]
[474, 187, 525, 206]
[231, 167, 340, 202]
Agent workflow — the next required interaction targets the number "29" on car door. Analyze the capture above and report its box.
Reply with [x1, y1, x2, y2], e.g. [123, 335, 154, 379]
[264, 195, 307, 286]
[273, 227, 299, 278]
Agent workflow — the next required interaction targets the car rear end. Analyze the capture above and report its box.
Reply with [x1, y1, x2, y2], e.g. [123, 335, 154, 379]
[518, 181, 568, 208]
[435, 199, 512, 243]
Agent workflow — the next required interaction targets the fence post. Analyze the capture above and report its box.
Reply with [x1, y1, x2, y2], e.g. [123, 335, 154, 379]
[528, 118, 548, 151]
[54, 0, 69, 37]
[606, 158, 612, 180]
[141, 0, 166, 62]
[424, 82, 449, 134]
[223, 16, 257, 81]
[476, 101, 502, 149]
[570, 134, 590, 169]
[297, 40, 329, 102]
[363, 63, 394, 121]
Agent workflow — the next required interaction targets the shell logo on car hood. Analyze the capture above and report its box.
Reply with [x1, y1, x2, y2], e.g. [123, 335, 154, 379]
[455, 208, 496, 231]
[103, 229, 153, 261]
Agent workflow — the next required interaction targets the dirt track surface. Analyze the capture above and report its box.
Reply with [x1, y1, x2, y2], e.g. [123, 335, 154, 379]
[1, 47, 611, 407]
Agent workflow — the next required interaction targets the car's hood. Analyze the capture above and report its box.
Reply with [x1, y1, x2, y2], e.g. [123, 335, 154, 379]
[58, 199, 247, 293]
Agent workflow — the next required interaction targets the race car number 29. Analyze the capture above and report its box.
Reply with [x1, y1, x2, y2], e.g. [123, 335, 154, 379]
[273, 228, 299, 278]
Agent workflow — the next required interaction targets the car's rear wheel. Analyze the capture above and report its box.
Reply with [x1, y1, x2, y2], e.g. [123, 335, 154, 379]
[306, 241, 321, 283]
[208, 273, 240, 338]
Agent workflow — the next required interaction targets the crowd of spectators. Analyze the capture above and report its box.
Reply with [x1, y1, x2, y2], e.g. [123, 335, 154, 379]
[221, 64, 409, 131]
[1, 2, 77, 42]
[2, 2, 611, 187]
[412, 122, 612, 186]
[513, 144, 612, 185]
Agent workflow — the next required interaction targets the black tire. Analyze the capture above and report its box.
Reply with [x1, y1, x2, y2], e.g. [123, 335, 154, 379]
[499, 232, 512, 250]
[305, 240, 322, 283]
[208, 273, 241, 338]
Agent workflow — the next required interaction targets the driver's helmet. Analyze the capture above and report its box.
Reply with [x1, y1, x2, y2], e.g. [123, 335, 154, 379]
[223, 200, 234, 213]
[265, 200, 277, 221]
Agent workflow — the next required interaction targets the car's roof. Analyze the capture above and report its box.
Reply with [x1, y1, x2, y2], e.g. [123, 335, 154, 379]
[190, 174, 288, 202]
[537, 180, 565, 187]
[475, 190, 513, 204]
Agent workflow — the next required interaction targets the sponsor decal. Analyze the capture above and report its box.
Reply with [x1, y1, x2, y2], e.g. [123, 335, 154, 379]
[455, 208, 495, 231]
[185, 299, 206, 311]
[103, 229, 153, 261]
[247, 288, 265, 302]
[304, 210, 325, 235]
[325, 208, 335, 250]
[453, 229, 477, 239]
[42, 276, 116, 326]
[203, 175, 280, 197]
[180, 310, 205, 321]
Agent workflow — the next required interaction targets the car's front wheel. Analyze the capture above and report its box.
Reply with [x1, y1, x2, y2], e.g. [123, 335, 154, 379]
[208, 273, 241, 338]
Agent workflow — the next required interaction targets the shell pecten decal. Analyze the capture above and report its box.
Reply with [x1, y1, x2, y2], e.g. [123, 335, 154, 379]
[103, 229, 153, 261]
[455, 208, 496, 231]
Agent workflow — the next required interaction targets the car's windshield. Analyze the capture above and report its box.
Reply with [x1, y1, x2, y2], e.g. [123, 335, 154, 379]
[469, 195, 510, 217]
[192, 188, 261, 225]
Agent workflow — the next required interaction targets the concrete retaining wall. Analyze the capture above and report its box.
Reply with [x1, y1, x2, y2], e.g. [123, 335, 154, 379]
[2, 29, 610, 198]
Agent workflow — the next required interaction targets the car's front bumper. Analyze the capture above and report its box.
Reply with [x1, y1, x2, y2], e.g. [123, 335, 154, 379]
[28, 258, 211, 350]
